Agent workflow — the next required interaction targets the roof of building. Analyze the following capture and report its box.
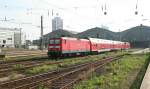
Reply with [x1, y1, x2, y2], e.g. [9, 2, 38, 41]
[0, 27, 20, 31]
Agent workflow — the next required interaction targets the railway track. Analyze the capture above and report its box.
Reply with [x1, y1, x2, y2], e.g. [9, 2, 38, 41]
[49, 55, 122, 89]
[0, 60, 43, 78]
[0, 55, 124, 89]
[0, 55, 97, 78]
[0, 56, 48, 64]
[0, 60, 63, 78]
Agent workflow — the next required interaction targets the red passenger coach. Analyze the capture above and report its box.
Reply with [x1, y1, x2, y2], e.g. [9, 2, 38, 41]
[48, 37, 91, 57]
[88, 38, 130, 53]
[89, 38, 113, 53]
[124, 42, 130, 49]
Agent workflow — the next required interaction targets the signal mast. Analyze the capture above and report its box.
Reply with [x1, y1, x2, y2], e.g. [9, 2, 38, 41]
[101, 4, 107, 15]
[135, 0, 139, 15]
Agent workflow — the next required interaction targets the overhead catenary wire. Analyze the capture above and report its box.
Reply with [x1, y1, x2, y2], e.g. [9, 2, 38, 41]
[1, 0, 106, 27]
[0, 20, 49, 29]
[1, 0, 146, 32]
[30, 0, 103, 31]
[35, 0, 100, 18]
[2, 0, 88, 29]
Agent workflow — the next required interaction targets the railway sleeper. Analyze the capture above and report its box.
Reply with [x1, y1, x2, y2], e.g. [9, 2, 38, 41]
[0, 55, 124, 89]
[49, 55, 123, 89]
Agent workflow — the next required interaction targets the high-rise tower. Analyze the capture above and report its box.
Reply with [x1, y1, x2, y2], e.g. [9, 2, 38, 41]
[52, 13, 63, 31]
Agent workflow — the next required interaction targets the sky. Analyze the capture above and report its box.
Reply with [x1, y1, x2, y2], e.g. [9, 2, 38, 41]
[0, 0, 150, 40]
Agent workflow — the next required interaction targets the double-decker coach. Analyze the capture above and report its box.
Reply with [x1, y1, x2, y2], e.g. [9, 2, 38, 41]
[89, 38, 130, 53]
[89, 38, 113, 53]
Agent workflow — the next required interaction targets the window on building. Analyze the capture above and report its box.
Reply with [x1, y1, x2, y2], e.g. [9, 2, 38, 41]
[7, 38, 12, 40]
[3, 40, 6, 44]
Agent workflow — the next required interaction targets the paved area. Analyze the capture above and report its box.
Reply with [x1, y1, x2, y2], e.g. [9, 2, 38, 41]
[140, 63, 150, 89]
[131, 48, 150, 54]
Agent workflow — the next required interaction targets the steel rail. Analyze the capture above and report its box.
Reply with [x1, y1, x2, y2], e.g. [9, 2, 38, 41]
[0, 55, 124, 89]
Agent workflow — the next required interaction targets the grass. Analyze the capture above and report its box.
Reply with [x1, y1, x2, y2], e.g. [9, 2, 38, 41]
[25, 51, 127, 75]
[25, 65, 58, 75]
[38, 85, 48, 89]
[24, 51, 115, 75]
[31, 51, 127, 89]
[13, 64, 25, 70]
[4, 56, 48, 61]
[130, 53, 150, 89]
[73, 54, 149, 89]
[25, 54, 104, 75]
[9, 72, 18, 80]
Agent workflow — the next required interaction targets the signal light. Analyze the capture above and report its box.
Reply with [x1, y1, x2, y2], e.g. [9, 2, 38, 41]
[135, 11, 138, 15]
[104, 12, 107, 15]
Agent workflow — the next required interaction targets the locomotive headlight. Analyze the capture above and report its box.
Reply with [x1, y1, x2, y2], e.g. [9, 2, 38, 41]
[55, 46, 60, 48]
[49, 46, 54, 48]
[49, 46, 60, 48]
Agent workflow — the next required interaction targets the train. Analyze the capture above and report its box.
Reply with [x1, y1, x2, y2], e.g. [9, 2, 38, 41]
[47, 37, 130, 57]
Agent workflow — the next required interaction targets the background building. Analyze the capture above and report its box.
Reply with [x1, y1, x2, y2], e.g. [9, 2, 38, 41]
[0, 27, 26, 48]
[52, 14, 63, 31]
[101, 25, 109, 30]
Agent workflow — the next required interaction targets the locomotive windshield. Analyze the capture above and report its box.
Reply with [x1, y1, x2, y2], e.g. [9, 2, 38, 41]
[55, 40, 60, 44]
[50, 40, 54, 44]
[49, 39, 60, 44]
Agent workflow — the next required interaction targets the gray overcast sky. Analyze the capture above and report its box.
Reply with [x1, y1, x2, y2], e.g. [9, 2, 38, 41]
[0, 0, 150, 40]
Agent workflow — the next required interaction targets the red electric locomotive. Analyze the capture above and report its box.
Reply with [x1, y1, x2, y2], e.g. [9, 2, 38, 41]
[47, 37, 91, 57]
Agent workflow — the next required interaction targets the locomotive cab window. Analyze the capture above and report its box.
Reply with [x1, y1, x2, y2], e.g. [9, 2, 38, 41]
[55, 40, 60, 44]
[49, 39, 60, 44]
[49, 40, 54, 44]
